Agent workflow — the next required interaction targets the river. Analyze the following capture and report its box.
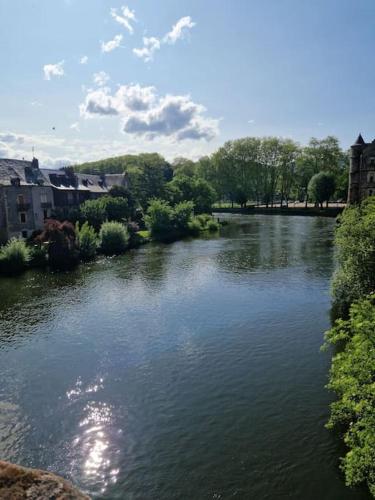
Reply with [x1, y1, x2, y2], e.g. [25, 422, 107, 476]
[0, 215, 370, 499]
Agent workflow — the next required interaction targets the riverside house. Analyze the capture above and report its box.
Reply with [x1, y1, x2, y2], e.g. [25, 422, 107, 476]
[0, 157, 129, 243]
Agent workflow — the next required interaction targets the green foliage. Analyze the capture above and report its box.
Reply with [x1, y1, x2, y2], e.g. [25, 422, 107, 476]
[332, 198, 375, 317]
[145, 199, 217, 241]
[80, 196, 130, 230]
[99, 221, 129, 255]
[324, 297, 375, 496]
[145, 199, 175, 239]
[206, 218, 220, 232]
[76, 222, 98, 261]
[308, 171, 336, 207]
[0, 238, 30, 275]
[80, 199, 107, 230]
[167, 175, 217, 213]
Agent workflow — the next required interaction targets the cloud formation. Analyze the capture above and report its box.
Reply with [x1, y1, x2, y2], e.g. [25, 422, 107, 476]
[163, 16, 196, 44]
[93, 71, 110, 87]
[133, 37, 160, 62]
[110, 5, 136, 34]
[43, 61, 65, 80]
[80, 56, 88, 64]
[133, 16, 195, 62]
[101, 34, 123, 53]
[80, 84, 218, 141]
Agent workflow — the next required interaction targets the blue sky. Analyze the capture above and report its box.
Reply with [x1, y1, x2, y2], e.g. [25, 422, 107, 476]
[1, 0, 375, 166]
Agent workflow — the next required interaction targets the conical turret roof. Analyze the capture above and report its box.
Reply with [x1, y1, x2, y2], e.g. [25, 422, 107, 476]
[353, 133, 365, 145]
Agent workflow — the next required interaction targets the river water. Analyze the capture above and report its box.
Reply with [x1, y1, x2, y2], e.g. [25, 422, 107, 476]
[0, 215, 370, 499]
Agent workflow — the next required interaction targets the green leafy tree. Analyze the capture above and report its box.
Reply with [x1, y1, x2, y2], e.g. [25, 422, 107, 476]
[80, 199, 107, 230]
[167, 175, 217, 213]
[308, 172, 336, 208]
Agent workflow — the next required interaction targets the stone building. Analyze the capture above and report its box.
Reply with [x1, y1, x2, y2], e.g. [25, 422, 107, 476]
[348, 134, 375, 204]
[0, 158, 129, 243]
[0, 158, 54, 243]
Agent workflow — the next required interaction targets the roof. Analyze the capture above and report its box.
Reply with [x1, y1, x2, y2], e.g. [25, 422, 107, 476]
[0, 158, 49, 187]
[353, 133, 366, 146]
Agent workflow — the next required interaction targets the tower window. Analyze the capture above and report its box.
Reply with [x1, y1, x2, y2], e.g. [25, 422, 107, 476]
[20, 212, 27, 223]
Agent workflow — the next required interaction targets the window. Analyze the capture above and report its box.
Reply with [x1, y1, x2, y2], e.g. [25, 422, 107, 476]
[21, 230, 28, 238]
[20, 212, 27, 223]
[67, 192, 74, 204]
[17, 194, 25, 205]
[43, 209, 48, 219]
[40, 192, 48, 204]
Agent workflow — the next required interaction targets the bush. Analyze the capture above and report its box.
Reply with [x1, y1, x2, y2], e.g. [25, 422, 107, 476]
[145, 199, 175, 240]
[0, 238, 30, 275]
[76, 222, 98, 261]
[99, 221, 129, 255]
[173, 201, 194, 232]
[207, 218, 220, 232]
[80, 199, 107, 231]
[323, 296, 375, 497]
[332, 198, 375, 317]
[187, 218, 202, 236]
[36, 219, 79, 269]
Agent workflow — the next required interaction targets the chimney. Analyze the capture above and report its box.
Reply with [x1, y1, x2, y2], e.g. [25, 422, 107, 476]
[31, 157, 39, 170]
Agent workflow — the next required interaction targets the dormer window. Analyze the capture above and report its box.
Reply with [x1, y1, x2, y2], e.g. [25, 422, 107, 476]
[10, 177, 20, 187]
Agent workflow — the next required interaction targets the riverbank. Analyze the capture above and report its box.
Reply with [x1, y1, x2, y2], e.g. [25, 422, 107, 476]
[213, 206, 344, 217]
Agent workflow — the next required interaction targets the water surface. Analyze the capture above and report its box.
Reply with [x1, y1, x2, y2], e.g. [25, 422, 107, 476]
[0, 215, 370, 499]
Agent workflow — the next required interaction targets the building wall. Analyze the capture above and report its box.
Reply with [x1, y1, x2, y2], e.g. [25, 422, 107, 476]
[0, 189, 8, 244]
[2, 185, 54, 240]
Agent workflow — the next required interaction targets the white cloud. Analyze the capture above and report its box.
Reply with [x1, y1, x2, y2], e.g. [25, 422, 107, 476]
[248, 119, 255, 124]
[43, 61, 65, 80]
[134, 16, 195, 63]
[101, 34, 123, 53]
[133, 37, 160, 62]
[110, 5, 136, 34]
[80, 83, 218, 141]
[30, 101, 42, 107]
[93, 71, 110, 87]
[163, 16, 195, 44]
[80, 55, 89, 64]
[0, 132, 25, 144]
[79, 88, 119, 117]
[70, 122, 80, 132]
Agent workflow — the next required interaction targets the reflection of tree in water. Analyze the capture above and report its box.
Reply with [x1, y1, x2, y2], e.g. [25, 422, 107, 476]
[0, 266, 90, 344]
[112, 243, 169, 291]
[216, 215, 335, 276]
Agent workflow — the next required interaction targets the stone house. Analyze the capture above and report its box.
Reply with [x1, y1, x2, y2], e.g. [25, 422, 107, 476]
[0, 158, 54, 243]
[0, 157, 129, 243]
[348, 134, 375, 204]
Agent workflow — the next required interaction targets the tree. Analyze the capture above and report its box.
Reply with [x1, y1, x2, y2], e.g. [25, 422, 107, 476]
[172, 157, 197, 177]
[166, 175, 217, 213]
[308, 172, 336, 208]
[36, 219, 79, 269]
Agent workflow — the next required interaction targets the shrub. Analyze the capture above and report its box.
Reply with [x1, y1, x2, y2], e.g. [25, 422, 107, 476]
[76, 222, 98, 261]
[0, 238, 30, 275]
[145, 199, 175, 240]
[36, 219, 79, 269]
[99, 221, 129, 255]
[332, 199, 375, 317]
[173, 201, 194, 232]
[187, 218, 202, 236]
[207, 218, 220, 232]
[323, 296, 375, 497]
[80, 199, 107, 231]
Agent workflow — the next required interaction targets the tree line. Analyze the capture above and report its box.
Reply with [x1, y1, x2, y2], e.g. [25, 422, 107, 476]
[75, 135, 349, 209]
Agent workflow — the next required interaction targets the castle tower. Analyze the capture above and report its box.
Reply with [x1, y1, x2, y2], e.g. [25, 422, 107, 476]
[348, 134, 365, 204]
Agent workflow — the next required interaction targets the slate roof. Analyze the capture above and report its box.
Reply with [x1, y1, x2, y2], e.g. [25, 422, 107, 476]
[0, 158, 48, 186]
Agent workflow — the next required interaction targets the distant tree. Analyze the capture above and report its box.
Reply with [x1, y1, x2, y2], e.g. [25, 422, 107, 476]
[80, 199, 107, 231]
[172, 157, 197, 177]
[308, 172, 336, 208]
